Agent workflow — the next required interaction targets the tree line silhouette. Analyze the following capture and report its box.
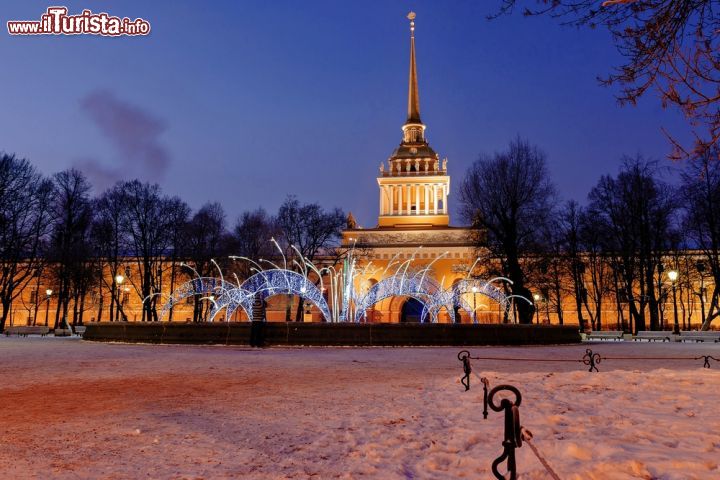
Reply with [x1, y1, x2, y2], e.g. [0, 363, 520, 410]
[0, 153, 345, 330]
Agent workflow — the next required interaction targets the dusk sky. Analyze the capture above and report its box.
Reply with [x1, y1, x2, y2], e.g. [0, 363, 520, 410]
[1, 1, 691, 227]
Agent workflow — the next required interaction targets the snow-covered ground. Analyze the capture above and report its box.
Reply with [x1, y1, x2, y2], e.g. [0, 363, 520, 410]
[1, 337, 719, 479]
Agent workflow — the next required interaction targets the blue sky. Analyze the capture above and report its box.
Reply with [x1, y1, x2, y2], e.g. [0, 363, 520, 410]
[0, 1, 690, 226]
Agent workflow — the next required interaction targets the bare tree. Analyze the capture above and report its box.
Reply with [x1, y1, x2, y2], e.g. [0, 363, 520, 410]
[184, 202, 230, 322]
[494, 0, 720, 158]
[459, 137, 557, 324]
[577, 210, 611, 331]
[47, 169, 94, 329]
[276, 196, 346, 321]
[232, 208, 279, 277]
[682, 147, 720, 329]
[120, 180, 188, 322]
[0, 154, 53, 332]
[557, 201, 587, 330]
[92, 183, 129, 322]
[164, 197, 191, 322]
[587, 157, 678, 332]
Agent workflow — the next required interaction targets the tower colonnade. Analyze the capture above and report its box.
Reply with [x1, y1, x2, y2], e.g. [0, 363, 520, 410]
[379, 183, 448, 216]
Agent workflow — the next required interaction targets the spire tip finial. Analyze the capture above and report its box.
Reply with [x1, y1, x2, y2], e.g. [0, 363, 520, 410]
[407, 11, 416, 36]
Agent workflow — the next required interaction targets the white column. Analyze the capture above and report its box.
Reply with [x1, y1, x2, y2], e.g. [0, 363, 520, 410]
[414, 185, 420, 215]
[424, 185, 429, 214]
[442, 184, 448, 214]
[390, 185, 397, 215]
[404, 185, 408, 214]
[405, 185, 412, 215]
[379, 187, 383, 216]
[397, 185, 402, 215]
[432, 185, 437, 214]
[383, 186, 389, 215]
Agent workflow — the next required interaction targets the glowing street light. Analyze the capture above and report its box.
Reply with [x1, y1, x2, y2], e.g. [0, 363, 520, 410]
[114, 274, 125, 321]
[44, 289, 52, 326]
[533, 293, 541, 324]
[668, 270, 680, 334]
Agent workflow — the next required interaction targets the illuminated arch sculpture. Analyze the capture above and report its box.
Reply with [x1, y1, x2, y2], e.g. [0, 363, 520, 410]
[208, 284, 254, 322]
[209, 269, 332, 322]
[447, 278, 528, 323]
[353, 272, 456, 323]
[159, 277, 239, 321]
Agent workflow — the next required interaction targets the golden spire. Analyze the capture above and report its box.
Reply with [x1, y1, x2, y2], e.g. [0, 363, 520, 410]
[406, 12, 421, 124]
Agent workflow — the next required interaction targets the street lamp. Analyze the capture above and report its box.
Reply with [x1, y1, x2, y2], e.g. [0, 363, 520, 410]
[696, 261, 706, 328]
[115, 274, 124, 321]
[44, 289, 52, 326]
[668, 270, 679, 334]
[533, 293, 541, 325]
[471, 286, 478, 323]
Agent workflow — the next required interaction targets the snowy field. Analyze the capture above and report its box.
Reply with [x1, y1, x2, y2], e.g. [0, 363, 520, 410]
[1, 337, 719, 479]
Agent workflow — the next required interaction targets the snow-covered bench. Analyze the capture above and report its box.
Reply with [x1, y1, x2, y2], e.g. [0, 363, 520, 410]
[3, 326, 50, 337]
[74, 326, 86, 336]
[586, 330, 624, 341]
[633, 331, 673, 342]
[679, 331, 720, 343]
[54, 328, 73, 337]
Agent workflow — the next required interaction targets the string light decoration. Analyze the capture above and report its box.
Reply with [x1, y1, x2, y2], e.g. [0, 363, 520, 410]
[209, 269, 331, 322]
[160, 241, 530, 324]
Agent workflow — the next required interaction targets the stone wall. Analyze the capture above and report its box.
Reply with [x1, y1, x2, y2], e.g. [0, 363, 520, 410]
[83, 322, 580, 346]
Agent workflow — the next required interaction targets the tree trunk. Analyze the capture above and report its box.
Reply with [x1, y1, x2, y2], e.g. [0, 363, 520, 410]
[0, 298, 10, 332]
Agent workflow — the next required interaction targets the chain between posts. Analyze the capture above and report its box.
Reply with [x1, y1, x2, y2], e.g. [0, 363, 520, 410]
[458, 349, 719, 374]
[699, 355, 720, 368]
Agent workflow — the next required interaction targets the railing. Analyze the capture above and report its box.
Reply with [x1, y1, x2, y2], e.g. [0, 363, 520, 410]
[380, 169, 447, 177]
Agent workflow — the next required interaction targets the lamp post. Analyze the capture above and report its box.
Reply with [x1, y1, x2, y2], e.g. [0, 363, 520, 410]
[115, 274, 124, 322]
[533, 293, 541, 325]
[696, 261, 706, 328]
[471, 286, 478, 323]
[668, 270, 679, 334]
[44, 289, 52, 326]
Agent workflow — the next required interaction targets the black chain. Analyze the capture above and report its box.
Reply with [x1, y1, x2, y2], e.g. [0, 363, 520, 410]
[697, 355, 720, 368]
[458, 349, 718, 374]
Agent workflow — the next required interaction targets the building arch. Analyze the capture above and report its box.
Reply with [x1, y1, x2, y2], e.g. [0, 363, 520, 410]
[401, 297, 424, 322]
[354, 272, 455, 323]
